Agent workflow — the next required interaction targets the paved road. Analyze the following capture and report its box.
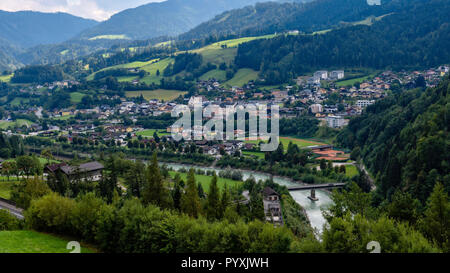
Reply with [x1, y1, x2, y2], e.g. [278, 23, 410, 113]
[0, 200, 24, 219]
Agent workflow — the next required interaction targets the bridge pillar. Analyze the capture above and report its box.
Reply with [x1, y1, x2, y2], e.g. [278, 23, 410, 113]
[308, 189, 319, 202]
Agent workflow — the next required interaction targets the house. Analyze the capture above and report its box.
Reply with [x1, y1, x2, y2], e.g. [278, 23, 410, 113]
[330, 70, 345, 80]
[45, 161, 104, 182]
[262, 187, 283, 226]
[314, 71, 328, 80]
[310, 104, 323, 113]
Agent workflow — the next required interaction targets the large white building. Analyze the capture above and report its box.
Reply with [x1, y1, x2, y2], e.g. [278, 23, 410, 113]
[356, 100, 375, 108]
[326, 115, 346, 128]
[330, 70, 345, 80]
[314, 71, 328, 80]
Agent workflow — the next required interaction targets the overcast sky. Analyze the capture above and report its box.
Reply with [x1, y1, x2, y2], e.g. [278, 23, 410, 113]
[0, 0, 165, 21]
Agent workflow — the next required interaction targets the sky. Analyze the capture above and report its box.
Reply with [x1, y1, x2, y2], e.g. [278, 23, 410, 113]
[0, 0, 165, 21]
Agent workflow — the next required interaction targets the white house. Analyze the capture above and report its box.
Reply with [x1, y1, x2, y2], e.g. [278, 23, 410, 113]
[330, 70, 345, 80]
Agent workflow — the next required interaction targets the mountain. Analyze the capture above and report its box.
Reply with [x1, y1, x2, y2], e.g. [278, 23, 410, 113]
[233, 0, 450, 83]
[0, 10, 98, 48]
[77, 0, 311, 41]
[180, 0, 391, 40]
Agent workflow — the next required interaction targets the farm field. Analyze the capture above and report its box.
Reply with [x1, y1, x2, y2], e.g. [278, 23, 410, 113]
[168, 171, 242, 192]
[223, 68, 259, 87]
[140, 58, 174, 84]
[0, 73, 13, 83]
[86, 58, 161, 81]
[0, 231, 95, 253]
[125, 89, 186, 101]
[199, 69, 227, 81]
[136, 129, 170, 138]
[0, 119, 33, 129]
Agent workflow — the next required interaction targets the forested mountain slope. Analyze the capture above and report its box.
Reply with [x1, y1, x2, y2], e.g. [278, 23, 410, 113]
[337, 75, 450, 204]
[180, 0, 391, 40]
[233, 0, 450, 84]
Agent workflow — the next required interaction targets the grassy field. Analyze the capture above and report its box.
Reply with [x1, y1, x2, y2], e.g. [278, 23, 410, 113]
[86, 58, 161, 81]
[0, 231, 95, 253]
[189, 35, 275, 67]
[244, 136, 326, 151]
[52, 114, 74, 121]
[223, 68, 259, 87]
[0, 73, 13, 83]
[345, 165, 359, 178]
[0, 119, 33, 129]
[125, 89, 186, 102]
[70, 92, 86, 103]
[199, 69, 227, 81]
[136, 129, 170, 138]
[242, 151, 265, 159]
[168, 171, 242, 192]
[335, 72, 378, 87]
[140, 58, 174, 84]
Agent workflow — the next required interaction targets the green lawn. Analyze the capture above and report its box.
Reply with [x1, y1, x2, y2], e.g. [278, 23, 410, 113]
[125, 89, 186, 102]
[70, 92, 86, 103]
[223, 68, 259, 87]
[140, 58, 174, 85]
[169, 171, 242, 192]
[345, 165, 359, 178]
[136, 129, 170, 138]
[0, 231, 95, 253]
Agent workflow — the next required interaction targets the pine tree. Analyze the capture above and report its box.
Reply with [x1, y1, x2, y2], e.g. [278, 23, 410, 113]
[172, 173, 182, 211]
[206, 174, 220, 220]
[220, 183, 231, 218]
[181, 168, 201, 217]
[143, 152, 172, 208]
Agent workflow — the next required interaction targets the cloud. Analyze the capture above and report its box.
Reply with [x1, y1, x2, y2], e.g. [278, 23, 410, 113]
[0, 0, 164, 21]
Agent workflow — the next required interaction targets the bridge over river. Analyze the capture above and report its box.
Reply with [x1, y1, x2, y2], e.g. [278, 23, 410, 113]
[288, 183, 346, 201]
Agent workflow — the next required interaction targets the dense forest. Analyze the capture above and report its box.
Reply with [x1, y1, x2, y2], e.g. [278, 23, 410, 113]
[234, 0, 450, 84]
[11, 65, 64, 84]
[337, 75, 450, 204]
[180, 0, 388, 40]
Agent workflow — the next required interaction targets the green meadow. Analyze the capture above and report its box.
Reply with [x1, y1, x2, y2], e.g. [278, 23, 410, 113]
[0, 231, 95, 253]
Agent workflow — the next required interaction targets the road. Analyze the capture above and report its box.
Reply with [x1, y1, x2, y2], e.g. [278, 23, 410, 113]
[0, 199, 24, 219]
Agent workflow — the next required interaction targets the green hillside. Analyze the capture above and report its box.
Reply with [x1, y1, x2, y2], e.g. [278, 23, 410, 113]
[223, 68, 259, 87]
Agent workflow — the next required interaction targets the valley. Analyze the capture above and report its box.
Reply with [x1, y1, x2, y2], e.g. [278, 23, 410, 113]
[0, 0, 448, 257]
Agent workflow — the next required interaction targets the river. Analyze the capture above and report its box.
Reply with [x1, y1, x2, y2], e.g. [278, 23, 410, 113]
[163, 162, 333, 234]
